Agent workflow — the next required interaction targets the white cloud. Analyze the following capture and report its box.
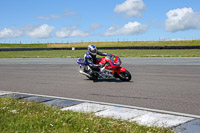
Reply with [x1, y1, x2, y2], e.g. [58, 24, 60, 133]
[170, 38, 185, 41]
[56, 27, 72, 38]
[56, 26, 89, 38]
[104, 25, 120, 36]
[37, 9, 77, 20]
[165, 7, 200, 32]
[0, 28, 22, 39]
[114, 0, 145, 18]
[37, 15, 59, 21]
[56, 24, 100, 38]
[25, 24, 54, 39]
[104, 22, 148, 36]
[70, 30, 89, 37]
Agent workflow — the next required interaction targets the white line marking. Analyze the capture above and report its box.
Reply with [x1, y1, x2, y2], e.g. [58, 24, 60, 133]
[0, 91, 13, 96]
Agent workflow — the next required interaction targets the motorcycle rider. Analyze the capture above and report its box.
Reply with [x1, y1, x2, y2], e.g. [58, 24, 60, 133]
[84, 45, 108, 75]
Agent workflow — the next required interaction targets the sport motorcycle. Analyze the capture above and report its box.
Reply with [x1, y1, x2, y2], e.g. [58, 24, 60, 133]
[77, 54, 131, 81]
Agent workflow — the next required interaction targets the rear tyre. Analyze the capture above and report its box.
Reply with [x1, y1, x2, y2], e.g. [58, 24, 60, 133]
[119, 70, 131, 81]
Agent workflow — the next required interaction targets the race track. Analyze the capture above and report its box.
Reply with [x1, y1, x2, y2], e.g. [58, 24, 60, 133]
[0, 58, 200, 115]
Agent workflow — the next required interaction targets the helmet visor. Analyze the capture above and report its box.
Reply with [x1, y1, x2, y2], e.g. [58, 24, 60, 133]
[90, 49, 97, 54]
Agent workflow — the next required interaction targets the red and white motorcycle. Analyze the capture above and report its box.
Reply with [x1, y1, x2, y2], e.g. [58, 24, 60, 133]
[77, 54, 131, 81]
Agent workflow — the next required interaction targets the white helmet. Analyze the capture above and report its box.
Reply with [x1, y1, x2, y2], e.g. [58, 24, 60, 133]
[88, 45, 97, 55]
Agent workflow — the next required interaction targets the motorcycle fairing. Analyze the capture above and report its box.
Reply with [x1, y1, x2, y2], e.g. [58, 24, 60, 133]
[116, 67, 127, 74]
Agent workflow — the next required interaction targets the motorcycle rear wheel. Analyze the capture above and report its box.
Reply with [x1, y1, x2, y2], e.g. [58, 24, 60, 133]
[119, 70, 131, 81]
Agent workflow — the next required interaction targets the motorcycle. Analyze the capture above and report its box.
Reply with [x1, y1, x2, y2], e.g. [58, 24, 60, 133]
[77, 54, 131, 81]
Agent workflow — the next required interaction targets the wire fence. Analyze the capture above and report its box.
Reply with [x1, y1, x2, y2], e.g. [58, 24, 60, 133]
[0, 37, 200, 44]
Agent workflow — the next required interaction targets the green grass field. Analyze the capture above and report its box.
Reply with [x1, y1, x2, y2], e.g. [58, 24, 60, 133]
[0, 49, 199, 58]
[0, 40, 199, 58]
[0, 97, 173, 133]
[0, 40, 200, 48]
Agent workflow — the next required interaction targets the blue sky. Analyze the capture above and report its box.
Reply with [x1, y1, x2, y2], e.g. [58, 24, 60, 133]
[0, 0, 200, 43]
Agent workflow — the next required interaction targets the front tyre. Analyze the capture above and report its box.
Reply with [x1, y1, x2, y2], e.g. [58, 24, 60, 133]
[119, 70, 131, 81]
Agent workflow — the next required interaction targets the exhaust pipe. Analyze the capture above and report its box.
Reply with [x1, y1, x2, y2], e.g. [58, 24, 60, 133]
[79, 70, 91, 78]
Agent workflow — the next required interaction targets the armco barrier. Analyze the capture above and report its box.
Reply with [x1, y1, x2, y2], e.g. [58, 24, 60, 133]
[0, 46, 200, 51]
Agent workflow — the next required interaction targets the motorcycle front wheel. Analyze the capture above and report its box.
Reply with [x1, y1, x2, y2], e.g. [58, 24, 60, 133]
[119, 70, 131, 81]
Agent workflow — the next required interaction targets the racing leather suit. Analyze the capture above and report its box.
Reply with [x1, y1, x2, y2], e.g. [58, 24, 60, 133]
[84, 50, 107, 70]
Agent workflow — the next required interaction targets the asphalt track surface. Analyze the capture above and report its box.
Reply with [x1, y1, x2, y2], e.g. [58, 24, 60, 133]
[0, 58, 200, 116]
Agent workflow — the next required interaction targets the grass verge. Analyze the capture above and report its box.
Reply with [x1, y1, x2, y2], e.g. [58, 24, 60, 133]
[0, 97, 173, 133]
[0, 49, 199, 58]
[0, 40, 200, 48]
